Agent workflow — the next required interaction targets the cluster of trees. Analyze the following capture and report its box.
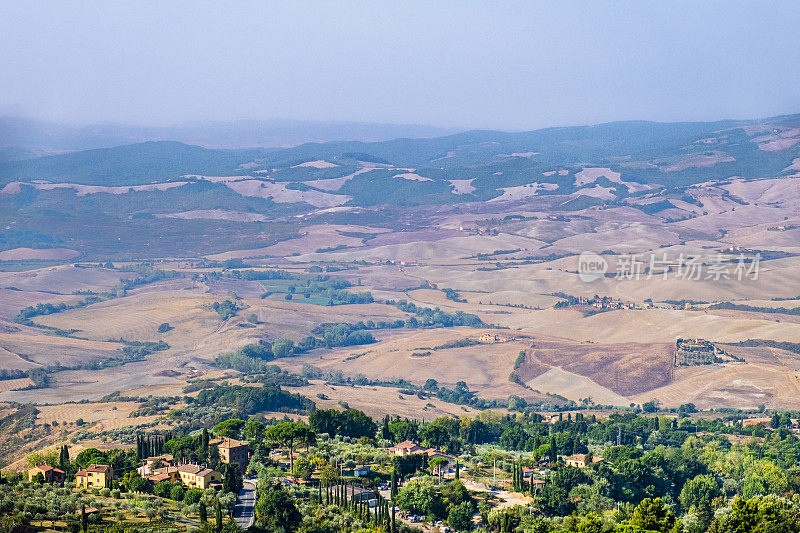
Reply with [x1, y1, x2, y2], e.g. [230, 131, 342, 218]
[391, 300, 485, 328]
[135, 434, 166, 460]
[190, 383, 315, 419]
[209, 268, 292, 281]
[395, 477, 477, 529]
[309, 409, 378, 439]
[442, 288, 467, 303]
[14, 297, 103, 323]
[211, 299, 239, 320]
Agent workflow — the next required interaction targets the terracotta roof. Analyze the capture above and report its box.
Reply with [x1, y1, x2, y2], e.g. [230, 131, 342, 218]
[31, 464, 64, 474]
[76, 464, 111, 476]
[217, 437, 248, 449]
[391, 440, 421, 450]
[565, 454, 602, 463]
[178, 463, 216, 476]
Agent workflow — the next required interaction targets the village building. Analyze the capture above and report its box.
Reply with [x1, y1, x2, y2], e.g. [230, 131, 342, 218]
[76, 464, 113, 489]
[28, 464, 65, 484]
[387, 440, 427, 456]
[332, 484, 374, 503]
[564, 454, 603, 468]
[386, 441, 455, 472]
[146, 463, 222, 489]
[137, 454, 174, 477]
[177, 463, 222, 489]
[353, 466, 371, 477]
[211, 437, 249, 469]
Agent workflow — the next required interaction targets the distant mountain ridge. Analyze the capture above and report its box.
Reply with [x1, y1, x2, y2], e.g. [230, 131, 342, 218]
[2, 113, 799, 191]
[0, 116, 465, 154]
[2, 112, 800, 259]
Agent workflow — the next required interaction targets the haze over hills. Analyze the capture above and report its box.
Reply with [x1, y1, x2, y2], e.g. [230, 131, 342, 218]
[0, 116, 465, 155]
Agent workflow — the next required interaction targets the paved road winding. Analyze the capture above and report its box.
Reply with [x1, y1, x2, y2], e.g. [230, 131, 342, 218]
[234, 481, 257, 529]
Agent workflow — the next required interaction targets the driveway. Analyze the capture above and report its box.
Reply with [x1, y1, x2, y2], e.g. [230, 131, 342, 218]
[234, 481, 257, 528]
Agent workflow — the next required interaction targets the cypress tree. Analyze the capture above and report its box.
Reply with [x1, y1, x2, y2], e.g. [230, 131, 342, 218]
[59, 444, 70, 471]
[199, 503, 207, 523]
[390, 467, 398, 498]
[215, 500, 223, 533]
[81, 505, 87, 532]
[391, 504, 396, 533]
[455, 459, 460, 479]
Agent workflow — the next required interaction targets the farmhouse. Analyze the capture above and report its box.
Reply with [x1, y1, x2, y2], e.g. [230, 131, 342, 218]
[177, 463, 222, 489]
[564, 454, 602, 468]
[28, 464, 66, 483]
[76, 464, 113, 489]
[137, 454, 174, 477]
[386, 441, 455, 472]
[388, 440, 427, 456]
[211, 437, 249, 469]
[146, 463, 222, 489]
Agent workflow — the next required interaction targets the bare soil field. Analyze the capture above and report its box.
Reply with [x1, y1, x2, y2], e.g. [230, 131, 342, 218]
[516, 337, 674, 396]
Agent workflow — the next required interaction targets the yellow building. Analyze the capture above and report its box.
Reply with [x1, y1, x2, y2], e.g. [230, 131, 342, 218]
[177, 463, 222, 489]
[75, 464, 113, 488]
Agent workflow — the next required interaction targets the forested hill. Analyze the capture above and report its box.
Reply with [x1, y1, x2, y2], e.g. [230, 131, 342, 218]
[1, 114, 799, 192]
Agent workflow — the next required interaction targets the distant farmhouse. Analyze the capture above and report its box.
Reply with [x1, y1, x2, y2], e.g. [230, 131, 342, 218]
[387, 440, 455, 473]
[28, 464, 66, 484]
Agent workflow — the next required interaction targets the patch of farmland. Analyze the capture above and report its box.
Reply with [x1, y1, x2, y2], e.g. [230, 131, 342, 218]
[290, 380, 496, 420]
[0, 333, 125, 367]
[35, 401, 154, 429]
[34, 290, 219, 342]
[0, 248, 80, 261]
[634, 362, 800, 410]
[516, 337, 674, 396]
[0, 265, 129, 294]
[525, 367, 630, 406]
[0, 288, 78, 319]
[278, 328, 542, 402]
[205, 224, 371, 260]
[0, 378, 34, 392]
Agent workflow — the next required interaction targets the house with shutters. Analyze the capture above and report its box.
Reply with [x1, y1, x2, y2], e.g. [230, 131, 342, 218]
[76, 464, 113, 489]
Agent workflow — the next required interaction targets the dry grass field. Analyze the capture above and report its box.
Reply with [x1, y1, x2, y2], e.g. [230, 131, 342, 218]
[291, 380, 493, 420]
[2, 171, 800, 466]
[0, 265, 129, 293]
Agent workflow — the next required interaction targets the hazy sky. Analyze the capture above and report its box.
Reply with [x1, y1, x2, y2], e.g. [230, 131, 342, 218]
[2, 1, 800, 130]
